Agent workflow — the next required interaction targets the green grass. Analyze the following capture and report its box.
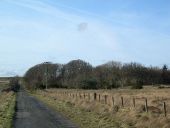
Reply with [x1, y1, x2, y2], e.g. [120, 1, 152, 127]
[34, 93, 121, 128]
[0, 92, 16, 128]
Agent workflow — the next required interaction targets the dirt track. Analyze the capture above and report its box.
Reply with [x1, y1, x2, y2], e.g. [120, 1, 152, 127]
[13, 89, 78, 128]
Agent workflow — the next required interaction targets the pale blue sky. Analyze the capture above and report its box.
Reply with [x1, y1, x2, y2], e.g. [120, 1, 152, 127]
[0, 0, 170, 76]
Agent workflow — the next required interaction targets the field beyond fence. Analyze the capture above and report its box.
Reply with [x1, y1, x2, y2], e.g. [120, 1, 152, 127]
[34, 87, 170, 128]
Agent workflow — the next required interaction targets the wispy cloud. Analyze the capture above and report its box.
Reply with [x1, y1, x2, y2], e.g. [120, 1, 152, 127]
[1, 0, 170, 76]
[5, 0, 83, 23]
[0, 0, 121, 76]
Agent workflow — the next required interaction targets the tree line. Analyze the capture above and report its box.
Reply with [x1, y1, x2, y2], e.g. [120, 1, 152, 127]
[23, 59, 170, 89]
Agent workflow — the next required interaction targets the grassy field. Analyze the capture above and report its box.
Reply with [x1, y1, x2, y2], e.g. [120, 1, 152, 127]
[34, 87, 170, 128]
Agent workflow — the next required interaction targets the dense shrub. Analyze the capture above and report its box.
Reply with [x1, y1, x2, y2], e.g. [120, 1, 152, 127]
[131, 80, 143, 89]
[80, 78, 97, 89]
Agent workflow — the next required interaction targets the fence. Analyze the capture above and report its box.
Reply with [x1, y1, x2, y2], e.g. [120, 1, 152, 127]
[46, 90, 168, 117]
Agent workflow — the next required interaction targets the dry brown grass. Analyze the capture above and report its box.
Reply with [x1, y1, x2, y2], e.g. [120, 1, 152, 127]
[35, 87, 170, 128]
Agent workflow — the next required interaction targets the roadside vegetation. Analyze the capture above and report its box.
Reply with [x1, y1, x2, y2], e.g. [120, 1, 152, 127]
[0, 89, 16, 128]
[0, 77, 19, 128]
[34, 88, 170, 128]
[34, 91, 120, 128]
[0, 92, 16, 128]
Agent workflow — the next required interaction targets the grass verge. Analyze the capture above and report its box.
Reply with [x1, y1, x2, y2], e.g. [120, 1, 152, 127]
[34, 93, 121, 128]
[33, 89, 170, 128]
[0, 92, 16, 128]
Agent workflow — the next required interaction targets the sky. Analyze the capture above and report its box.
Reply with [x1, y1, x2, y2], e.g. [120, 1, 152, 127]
[0, 0, 170, 76]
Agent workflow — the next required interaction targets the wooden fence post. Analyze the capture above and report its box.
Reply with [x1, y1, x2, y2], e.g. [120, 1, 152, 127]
[104, 95, 107, 104]
[98, 94, 101, 102]
[94, 93, 97, 101]
[163, 102, 167, 117]
[133, 98, 136, 108]
[145, 98, 148, 113]
[121, 97, 124, 107]
[112, 97, 114, 106]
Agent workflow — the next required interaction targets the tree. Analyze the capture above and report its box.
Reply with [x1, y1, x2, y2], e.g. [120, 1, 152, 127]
[24, 62, 63, 89]
[162, 65, 168, 85]
[23, 60, 170, 90]
[62, 59, 93, 88]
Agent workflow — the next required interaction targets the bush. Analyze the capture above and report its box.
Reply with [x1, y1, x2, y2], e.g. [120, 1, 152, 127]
[131, 84, 143, 89]
[131, 79, 143, 89]
[80, 78, 97, 89]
